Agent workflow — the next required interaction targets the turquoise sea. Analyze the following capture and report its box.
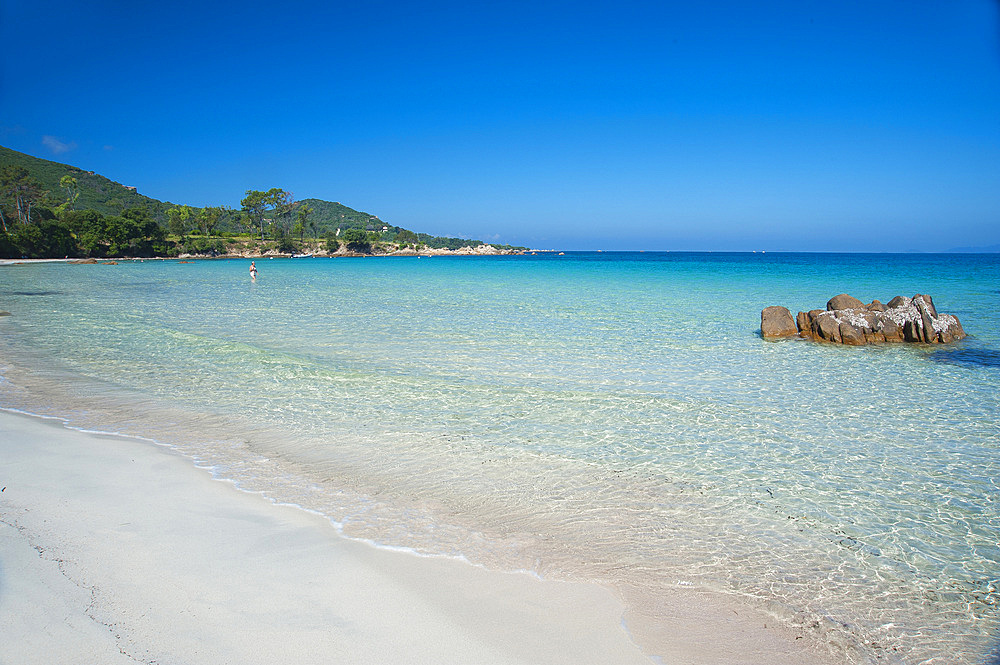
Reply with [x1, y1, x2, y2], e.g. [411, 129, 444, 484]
[1, 252, 997, 663]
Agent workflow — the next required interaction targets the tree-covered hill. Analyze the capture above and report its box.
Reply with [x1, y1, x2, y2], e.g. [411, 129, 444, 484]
[0, 145, 173, 220]
[0, 146, 386, 230]
[0, 145, 524, 257]
[296, 198, 385, 235]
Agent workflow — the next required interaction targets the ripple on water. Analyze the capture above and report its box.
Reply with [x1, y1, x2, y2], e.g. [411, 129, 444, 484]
[1, 254, 999, 664]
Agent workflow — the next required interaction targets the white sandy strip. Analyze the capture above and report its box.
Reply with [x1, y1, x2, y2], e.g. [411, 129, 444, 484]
[0, 411, 651, 665]
[0, 411, 839, 665]
[0, 258, 78, 265]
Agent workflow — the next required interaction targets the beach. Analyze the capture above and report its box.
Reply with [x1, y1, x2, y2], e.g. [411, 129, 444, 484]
[4, 0, 1000, 657]
[0, 409, 833, 664]
[1, 410, 647, 664]
[1, 253, 997, 663]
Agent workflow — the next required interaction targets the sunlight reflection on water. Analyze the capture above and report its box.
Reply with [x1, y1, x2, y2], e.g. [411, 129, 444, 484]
[1, 253, 998, 664]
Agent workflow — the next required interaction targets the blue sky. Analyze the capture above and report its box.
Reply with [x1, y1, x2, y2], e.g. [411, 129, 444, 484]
[2, 1, 999, 251]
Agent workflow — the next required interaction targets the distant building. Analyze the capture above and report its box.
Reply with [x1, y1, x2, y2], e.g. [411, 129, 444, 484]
[124, 186, 137, 192]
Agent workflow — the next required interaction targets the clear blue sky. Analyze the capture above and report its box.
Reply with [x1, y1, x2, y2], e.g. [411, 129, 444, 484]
[2, 1, 999, 251]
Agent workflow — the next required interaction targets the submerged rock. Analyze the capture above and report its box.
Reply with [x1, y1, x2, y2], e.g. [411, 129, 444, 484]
[762, 294, 965, 345]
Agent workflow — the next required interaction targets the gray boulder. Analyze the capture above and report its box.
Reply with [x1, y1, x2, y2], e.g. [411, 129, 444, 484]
[761, 306, 798, 339]
[903, 318, 923, 342]
[839, 322, 865, 346]
[813, 312, 842, 343]
[796, 311, 810, 334]
[827, 294, 865, 311]
[914, 293, 937, 318]
[875, 317, 902, 342]
[762, 293, 965, 346]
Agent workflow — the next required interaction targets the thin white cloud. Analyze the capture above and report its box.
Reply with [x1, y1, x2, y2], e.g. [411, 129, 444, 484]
[41, 135, 77, 155]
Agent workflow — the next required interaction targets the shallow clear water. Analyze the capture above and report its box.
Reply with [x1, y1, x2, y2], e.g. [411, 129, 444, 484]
[1, 252, 998, 663]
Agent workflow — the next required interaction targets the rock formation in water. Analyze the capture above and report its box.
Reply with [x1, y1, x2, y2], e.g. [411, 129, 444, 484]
[761, 294, 965, 345]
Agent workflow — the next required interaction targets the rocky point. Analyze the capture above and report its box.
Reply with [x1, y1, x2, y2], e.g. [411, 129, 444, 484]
[761, 293, 966, 345]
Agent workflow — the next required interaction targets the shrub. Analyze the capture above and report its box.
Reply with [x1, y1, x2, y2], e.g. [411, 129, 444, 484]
[186, 238, 229, 255]
[341, 228, 370, 252]
[325, 233, 340, 252]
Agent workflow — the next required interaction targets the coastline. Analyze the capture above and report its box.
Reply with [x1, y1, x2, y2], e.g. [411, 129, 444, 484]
[0, 242, 526, 266]
[0, 409, 837, 664]
[0, 409, 649, 665]
[0, 248, 521, 267]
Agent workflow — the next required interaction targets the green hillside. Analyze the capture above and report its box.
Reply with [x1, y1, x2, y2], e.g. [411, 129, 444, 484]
[297, 198, 389, 235]
[0, 145, 173, 220]
[0, 146, 397, 234]
[0, 144, 524, 253]
[0, 146, 407, 237]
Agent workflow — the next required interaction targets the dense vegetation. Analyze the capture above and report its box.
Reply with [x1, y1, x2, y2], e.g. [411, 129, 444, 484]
[0, 145, 524, 258]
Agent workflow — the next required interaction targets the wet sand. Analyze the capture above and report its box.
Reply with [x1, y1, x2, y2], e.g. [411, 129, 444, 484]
[0, 410, 834, 664]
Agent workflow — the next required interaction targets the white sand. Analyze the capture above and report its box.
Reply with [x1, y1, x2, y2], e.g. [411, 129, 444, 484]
[0, 411, 836, 664]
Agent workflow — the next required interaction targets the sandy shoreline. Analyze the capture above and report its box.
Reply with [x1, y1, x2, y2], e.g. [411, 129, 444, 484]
[0, 410, 836, 664]
[0, 244, 525, 266]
